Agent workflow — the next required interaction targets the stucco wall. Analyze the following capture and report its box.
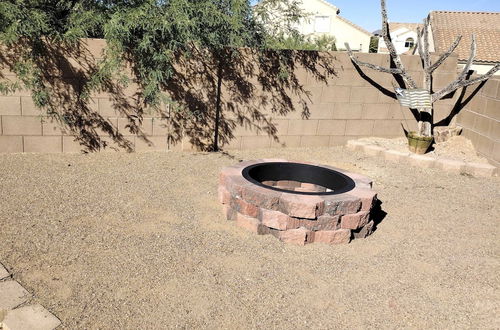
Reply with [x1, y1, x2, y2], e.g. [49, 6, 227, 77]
[294, 0, 371, 52]
[0, 39, 482, 154]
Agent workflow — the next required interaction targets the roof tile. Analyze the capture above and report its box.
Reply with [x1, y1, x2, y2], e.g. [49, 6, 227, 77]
[430, 11, 500, 63]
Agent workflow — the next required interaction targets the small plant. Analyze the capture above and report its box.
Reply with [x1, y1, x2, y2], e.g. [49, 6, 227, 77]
[345, 0, 499, 153]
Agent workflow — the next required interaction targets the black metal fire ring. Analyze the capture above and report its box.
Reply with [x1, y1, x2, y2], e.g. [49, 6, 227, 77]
[242, 162, 356, 195]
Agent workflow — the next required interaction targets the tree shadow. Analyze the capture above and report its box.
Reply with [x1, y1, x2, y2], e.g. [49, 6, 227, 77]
[350, 58, 488, 131]
[163, 48, 338, 151]
[434, 77, 486, 127]
[351, 61, 420, 122]
[1, 42, 338, 152]
[0, 39, 150, 152]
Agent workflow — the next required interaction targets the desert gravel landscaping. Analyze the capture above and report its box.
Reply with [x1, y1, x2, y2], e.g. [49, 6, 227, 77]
[0, 146, 499, 329]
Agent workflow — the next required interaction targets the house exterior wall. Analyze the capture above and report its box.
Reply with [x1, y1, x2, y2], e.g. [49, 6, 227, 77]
[293, 0, 371, 52]
[378, 29, 418, 54]
[457, 63, 500, 76]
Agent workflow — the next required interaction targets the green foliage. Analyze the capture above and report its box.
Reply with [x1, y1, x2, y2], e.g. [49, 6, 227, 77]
[0, 0, 326, 150]
[270, 35, 337, 52]
[369, 36, 379, 53]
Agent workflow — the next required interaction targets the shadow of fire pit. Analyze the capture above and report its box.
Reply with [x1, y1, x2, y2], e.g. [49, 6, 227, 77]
[218, 159, 380, 245]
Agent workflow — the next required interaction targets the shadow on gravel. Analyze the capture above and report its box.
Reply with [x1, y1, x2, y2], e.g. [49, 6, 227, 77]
[370, 199, 387, 234]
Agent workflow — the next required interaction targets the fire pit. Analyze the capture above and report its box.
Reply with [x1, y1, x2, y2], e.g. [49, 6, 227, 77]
[219, 159, 378, 245]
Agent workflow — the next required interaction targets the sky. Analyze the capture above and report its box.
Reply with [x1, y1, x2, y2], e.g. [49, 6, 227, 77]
[325, 0, 500, 32]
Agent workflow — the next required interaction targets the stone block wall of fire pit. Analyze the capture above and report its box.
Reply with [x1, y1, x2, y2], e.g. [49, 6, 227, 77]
[218, 159, 378, 245]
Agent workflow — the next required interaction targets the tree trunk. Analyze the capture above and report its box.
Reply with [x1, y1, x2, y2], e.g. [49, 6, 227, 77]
[213, 59, 223, 152]
[417, 107, 432, 137]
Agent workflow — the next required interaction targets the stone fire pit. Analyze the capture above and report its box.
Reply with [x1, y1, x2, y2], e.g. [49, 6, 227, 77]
[218, 159, 378, 245]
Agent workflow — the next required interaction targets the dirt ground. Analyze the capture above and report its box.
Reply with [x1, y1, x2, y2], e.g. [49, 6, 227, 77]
[0, 147, 498, 329]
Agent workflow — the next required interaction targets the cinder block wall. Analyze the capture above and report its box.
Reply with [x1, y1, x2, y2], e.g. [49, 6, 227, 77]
[0, 39, 470, 153]
[456, 78, 500, 167]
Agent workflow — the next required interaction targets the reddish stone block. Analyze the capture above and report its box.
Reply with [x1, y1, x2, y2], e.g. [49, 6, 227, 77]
[236, 213, 260, 233]
[276, 180, 301, 188]
[349, 188, 377, 211]
[313, 229, 351, 244]
[230, 196, 260, 218]
[353, 220, 374, 239]
[279, 227, 310, 245]
[340, 211, 369, 230]
[219, 166, 242, 186]
[344, 172, 373, 187]
[261, 180, 276, 186]
[218, 185, 231, 204]
[301, 182, 316, 190]
[322, 194, 361, 216]
[241, 185, 282, 210]
[279, 193, 325, 219]
[316, 214, 341, 230]
[259, 208, 289, 230]
[224, 175, 251, 197]
[294, 187, 315, 193]
[290, 214, 340, 231]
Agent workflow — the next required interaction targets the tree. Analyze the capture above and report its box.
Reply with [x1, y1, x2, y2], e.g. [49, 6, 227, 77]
[344, 0, 499, 141]
[0, 0, 335, 152]
[369, 36, 379, 53]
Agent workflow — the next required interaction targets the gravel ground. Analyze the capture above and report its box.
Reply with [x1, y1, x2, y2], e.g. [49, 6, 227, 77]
[0, 147, 498, 329]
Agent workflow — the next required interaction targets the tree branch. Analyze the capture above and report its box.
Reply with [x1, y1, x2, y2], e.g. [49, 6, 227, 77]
[432, 35, 477, 102]
[457, 34, 476, 82]
[344, 42, 402, 74]
[380, 0, 417, 88]
[428, 35, 462, 73]
[460, 64, 500, 88]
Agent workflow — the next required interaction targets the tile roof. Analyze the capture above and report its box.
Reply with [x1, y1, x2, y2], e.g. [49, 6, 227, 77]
[429, 11, 500, 63]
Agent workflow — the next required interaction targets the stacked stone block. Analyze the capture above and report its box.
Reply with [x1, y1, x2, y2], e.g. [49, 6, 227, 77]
[219, 159, 377, 245]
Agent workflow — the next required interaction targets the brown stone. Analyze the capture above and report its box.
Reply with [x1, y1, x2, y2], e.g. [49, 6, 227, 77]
[276, 180, 301, 188]
[313, 229, 351, 244]
[279, 193, 325, 219]
[230, 197, 260, 218]
[219, 166, 242, 185]
[322, 194, 361, 216]
[353, 220, 374, 239]
[341, 211, 370, 230]
[434, 126, 462, 143]
[349, 188, 377, 211]
[235, 213, 260, 233]
[309, 214, 340, 231]
[261, 180, 276, 186]
[259, 209, 289, 230]
[241, 184, 282, 210]
[279, 227, 310, 245]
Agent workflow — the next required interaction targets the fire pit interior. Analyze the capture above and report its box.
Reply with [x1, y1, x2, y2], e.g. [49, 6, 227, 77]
[243, 162, 355, 195]
[219, 159, 378, 245]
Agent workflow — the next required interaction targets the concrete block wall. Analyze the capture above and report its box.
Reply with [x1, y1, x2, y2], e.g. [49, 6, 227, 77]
[220, 52, 460, 150]
[456, 78, 500, 167]
[0, 39, 475, 153]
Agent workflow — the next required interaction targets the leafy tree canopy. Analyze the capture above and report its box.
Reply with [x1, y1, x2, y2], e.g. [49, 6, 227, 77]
[0, 0, 309, 106]
[0, 0, 336, 151]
